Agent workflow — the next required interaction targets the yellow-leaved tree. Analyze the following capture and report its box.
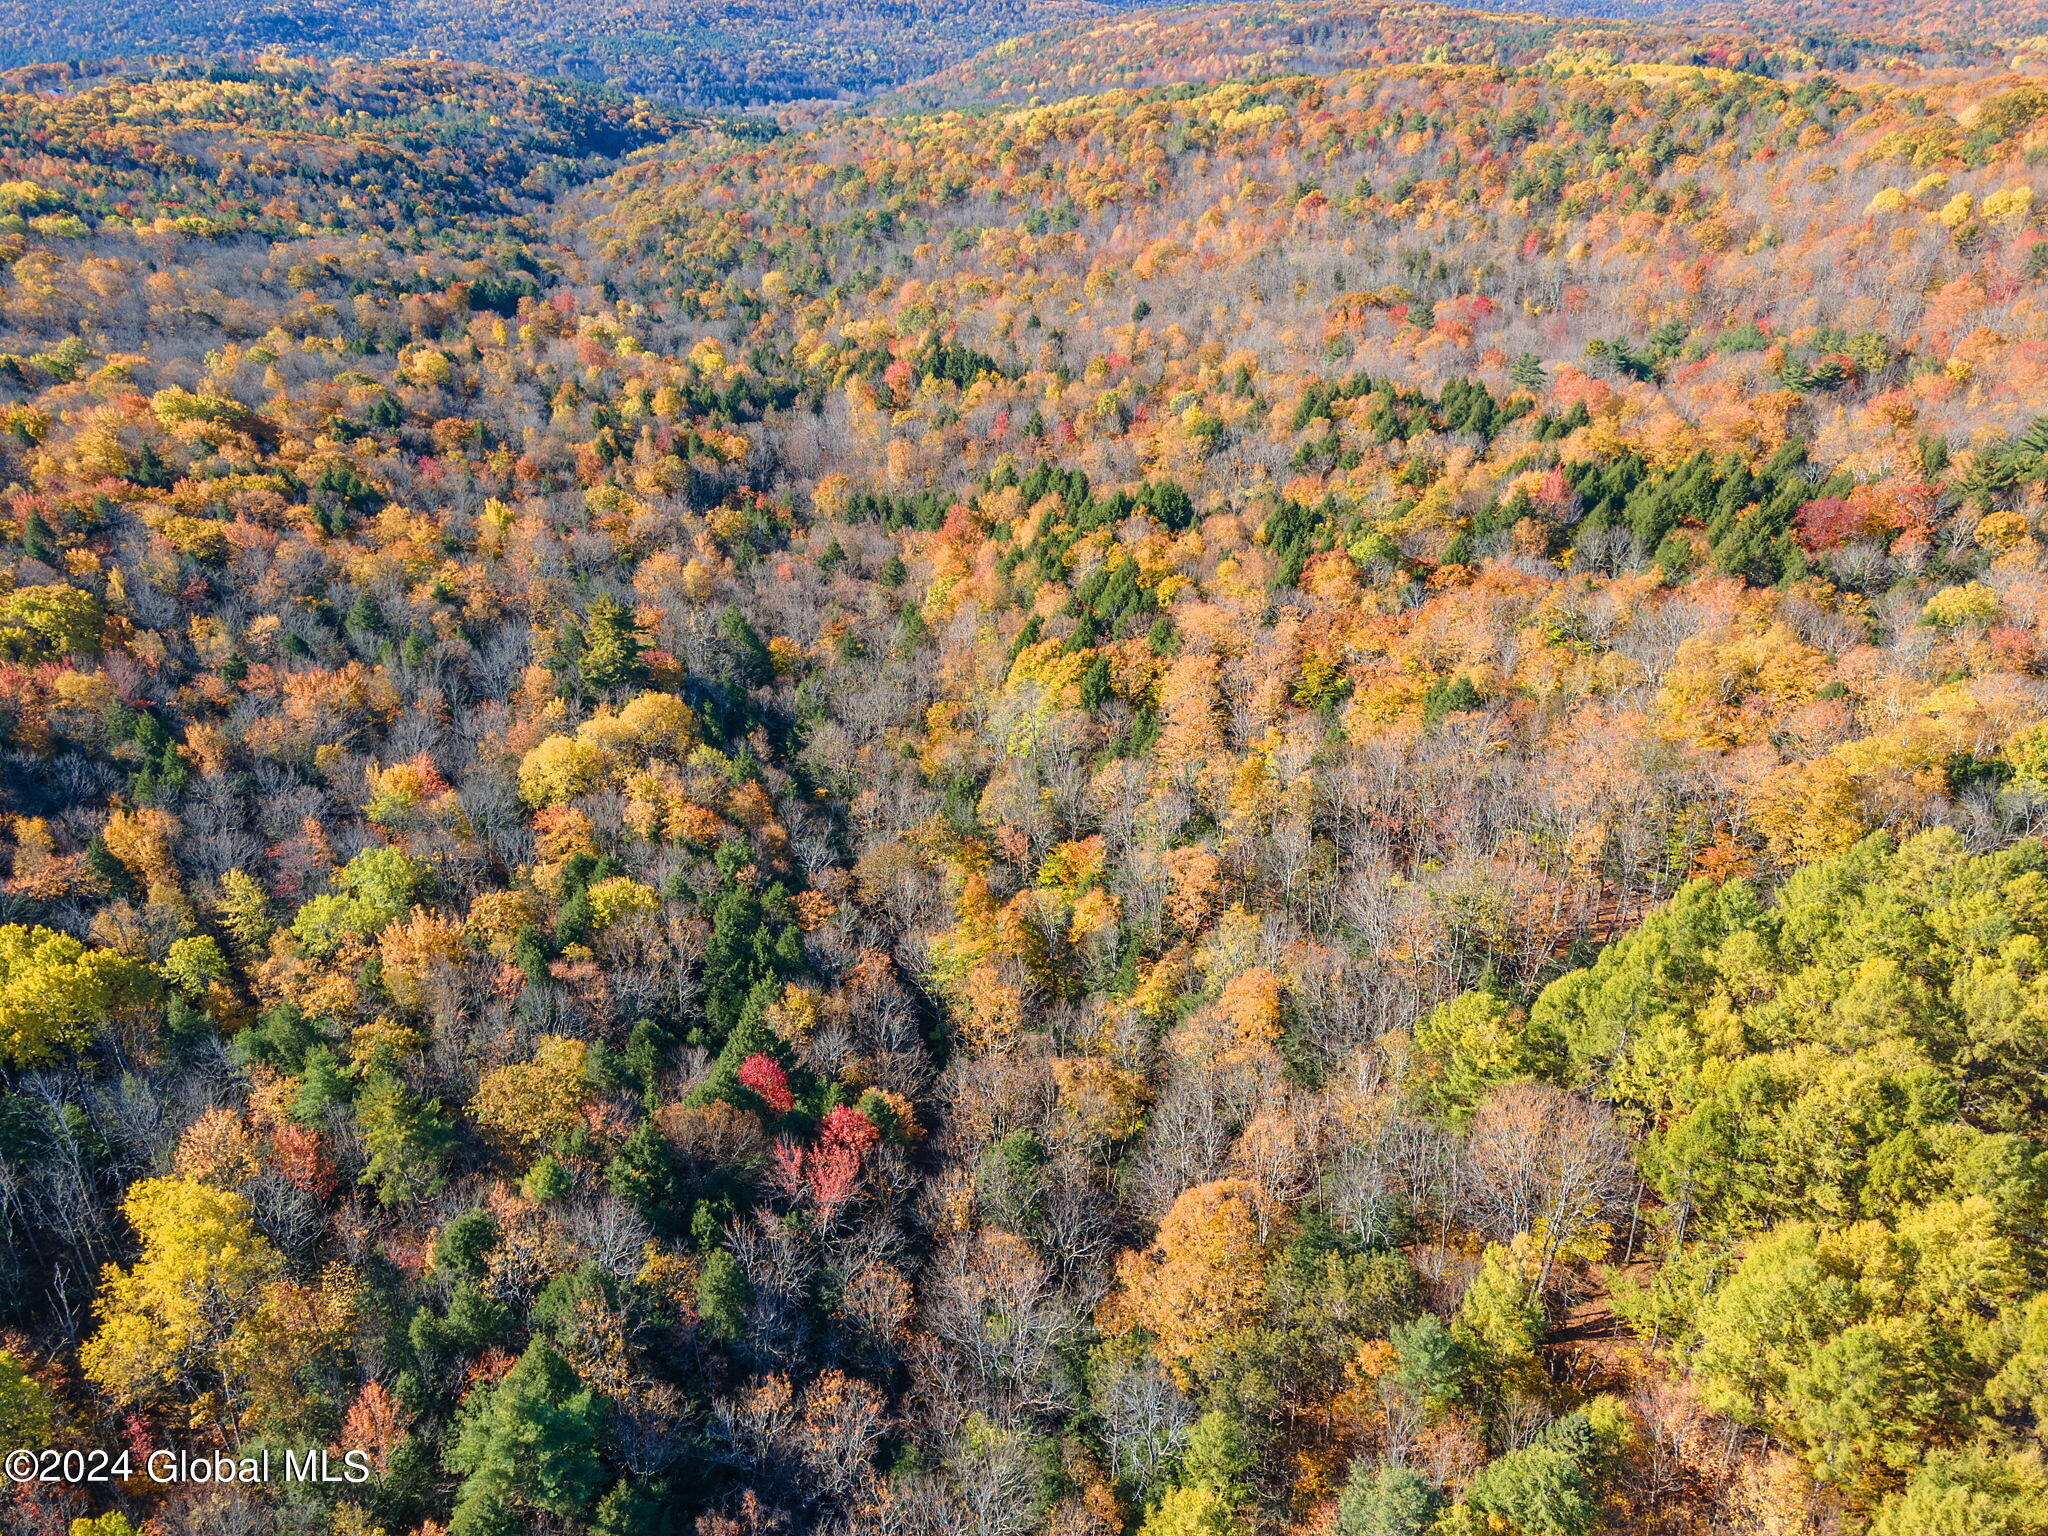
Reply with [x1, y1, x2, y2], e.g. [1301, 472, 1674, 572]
[471, 1035, 592, 1150]
[1105, 1179, 1278, 1376]
[79, 1178, 281, 1406]
[0, 1348, 55, 1448]
[0, 923, 156, 1067]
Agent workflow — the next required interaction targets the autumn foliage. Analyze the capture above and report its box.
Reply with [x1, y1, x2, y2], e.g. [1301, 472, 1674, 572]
[4, 6, 2048, 1535]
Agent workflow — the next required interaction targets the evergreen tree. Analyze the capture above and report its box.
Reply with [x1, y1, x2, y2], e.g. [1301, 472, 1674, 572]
[446, 1342, 605, 1536]
[1336, 1464, 1443, 1536]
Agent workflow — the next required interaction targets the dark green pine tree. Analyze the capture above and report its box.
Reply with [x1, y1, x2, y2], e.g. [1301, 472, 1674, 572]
[445, 1342, 606, 1536]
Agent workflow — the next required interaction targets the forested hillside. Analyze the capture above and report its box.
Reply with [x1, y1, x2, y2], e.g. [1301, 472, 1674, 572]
[0, 0, 1127, 106]
[6, 0, 2042, 109]
[875, 0, 1970, 111]
[5, 5, 2048, 1534]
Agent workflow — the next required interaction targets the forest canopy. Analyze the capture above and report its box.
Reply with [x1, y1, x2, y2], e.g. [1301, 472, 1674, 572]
[4, 1, 2048, 1533]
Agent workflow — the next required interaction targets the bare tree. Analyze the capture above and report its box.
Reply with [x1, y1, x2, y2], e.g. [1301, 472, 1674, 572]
[1089, 1346, 1194, 1503]
[916, 1230, 1080, 1417]
[1463, 1081, 1633, 1292]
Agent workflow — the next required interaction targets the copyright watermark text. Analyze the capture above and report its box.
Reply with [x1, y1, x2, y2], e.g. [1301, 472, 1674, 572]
[5, 1447, 371, 1486]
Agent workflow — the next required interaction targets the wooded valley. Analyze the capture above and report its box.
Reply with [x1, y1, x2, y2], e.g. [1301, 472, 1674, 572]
[3, 3, 2048, 1533]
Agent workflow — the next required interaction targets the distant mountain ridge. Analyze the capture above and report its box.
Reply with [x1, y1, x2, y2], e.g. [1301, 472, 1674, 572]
[883, 0, 2048, 112]
[0, 0, 1125, 105]
[3, 0, 2042, 109]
